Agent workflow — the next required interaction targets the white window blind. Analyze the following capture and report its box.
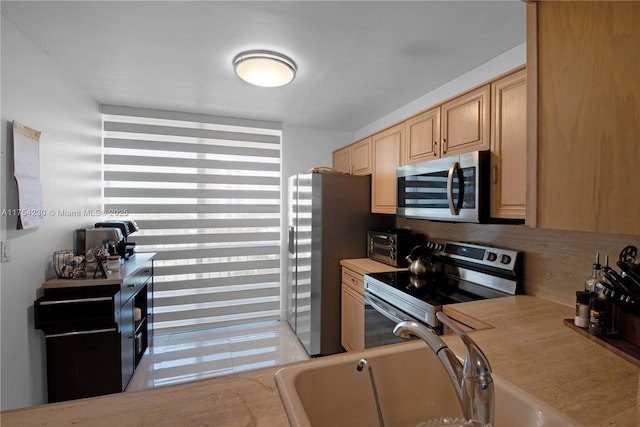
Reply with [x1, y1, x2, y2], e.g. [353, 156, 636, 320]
[102, 106, 281, 334]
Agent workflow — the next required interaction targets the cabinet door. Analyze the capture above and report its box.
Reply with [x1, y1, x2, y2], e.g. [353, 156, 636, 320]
[491, 68, 527, 219]
[332, 146, 351, 174]
[45, 331, 121, 402]
[406, 107, 441, 163]
[351, 137, 372, 175]
[532, 1, 640, 234]
[442, 84, 490, 156]
[120, 296, 135, 390]
[341, 284, 364, 352]
[371, 123, 404, 214]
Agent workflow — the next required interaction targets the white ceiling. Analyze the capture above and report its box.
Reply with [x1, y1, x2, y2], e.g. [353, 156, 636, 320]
[1, 1, 526, 134]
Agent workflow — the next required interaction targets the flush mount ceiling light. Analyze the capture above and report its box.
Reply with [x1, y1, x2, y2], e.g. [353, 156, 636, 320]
[233, 50, 297, 88]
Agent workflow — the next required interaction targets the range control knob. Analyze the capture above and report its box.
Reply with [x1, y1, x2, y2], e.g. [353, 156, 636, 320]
[486, 252, 498, 262]
[500, 254, 512, 264]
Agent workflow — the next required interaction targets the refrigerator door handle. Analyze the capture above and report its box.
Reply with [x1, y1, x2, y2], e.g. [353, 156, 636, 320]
[288, 226, 295, 254]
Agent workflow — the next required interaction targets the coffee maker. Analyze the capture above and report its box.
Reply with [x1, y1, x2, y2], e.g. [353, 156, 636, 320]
[76, 220, 139, 259]
[94, 220, 139, 259]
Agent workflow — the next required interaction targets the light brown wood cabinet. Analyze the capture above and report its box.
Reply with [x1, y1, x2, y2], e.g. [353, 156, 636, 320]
[441, 84, 490, 157]
[341, 267, 365, 352]
[405, 106, 441, 163]
[334, 67, 526, 217]
[332, 145, 351, 174]
[331, 137, 371, 175]
[527, 1, 640, 234]
[340, 259, 404, 352]
[351, 137, 372, 175]
[371, 123, 404, 214]
[490, 68, 527, 219]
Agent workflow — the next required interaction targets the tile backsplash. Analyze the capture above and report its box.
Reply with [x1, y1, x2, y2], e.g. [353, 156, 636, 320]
[396, 218, 638, 307]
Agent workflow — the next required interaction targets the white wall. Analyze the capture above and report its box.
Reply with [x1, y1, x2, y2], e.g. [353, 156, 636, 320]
[354, 43, 527, 140]
[0, 17, 102, 410]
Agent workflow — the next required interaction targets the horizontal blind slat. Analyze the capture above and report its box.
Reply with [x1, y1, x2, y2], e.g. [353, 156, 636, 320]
[154, 312, 280, 335]
[104, 121, 280, 144]
[104, 154, 280, 172]
[104, 204, 280, 214]
[101, 105, 282, 131]
[105, 187, 280, 199]
[105, 171, 279, 185]
[155, 287, 279, 306]
[104, 138, 280, 158]
[137, 247, 280, 261]
[154, 300, 280, 321]
[135, 232, 279, 246]
[153, 260, 279, 276]
[154, 275, 280, 291]
[135, 218, 279, 230]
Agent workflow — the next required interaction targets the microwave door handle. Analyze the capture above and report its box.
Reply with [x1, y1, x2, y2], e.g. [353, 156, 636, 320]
[447, 161, 461, 215]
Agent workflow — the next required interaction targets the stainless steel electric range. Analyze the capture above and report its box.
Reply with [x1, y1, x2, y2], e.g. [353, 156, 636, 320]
[363, 240, 522, 348]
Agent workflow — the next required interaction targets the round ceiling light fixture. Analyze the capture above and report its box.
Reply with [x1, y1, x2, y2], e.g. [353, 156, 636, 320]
[233, 50, 297, 88]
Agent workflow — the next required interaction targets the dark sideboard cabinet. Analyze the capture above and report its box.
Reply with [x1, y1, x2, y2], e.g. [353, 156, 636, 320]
[34, 253, 154, 403]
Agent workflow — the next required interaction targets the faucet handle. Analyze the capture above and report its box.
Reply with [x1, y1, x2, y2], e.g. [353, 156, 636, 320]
[436, 312, 492, 379]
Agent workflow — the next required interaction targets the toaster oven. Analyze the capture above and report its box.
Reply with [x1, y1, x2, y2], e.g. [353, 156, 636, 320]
[367, 229, 425, 267]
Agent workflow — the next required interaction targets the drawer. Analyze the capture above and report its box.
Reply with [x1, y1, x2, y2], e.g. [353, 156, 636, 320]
[120, 261, 153, 304]
[35, 286, 119, 335]
[342, 268, 364, 294]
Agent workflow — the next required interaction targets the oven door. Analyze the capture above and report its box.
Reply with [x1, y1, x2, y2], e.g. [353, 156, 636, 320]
[363, 291, 419, 348]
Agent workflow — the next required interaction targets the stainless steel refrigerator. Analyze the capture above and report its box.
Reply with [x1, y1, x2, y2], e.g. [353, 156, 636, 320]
[286, 172, 391, 356]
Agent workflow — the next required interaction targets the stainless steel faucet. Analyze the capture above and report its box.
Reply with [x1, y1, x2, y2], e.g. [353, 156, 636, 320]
[393, 312, 494, 426]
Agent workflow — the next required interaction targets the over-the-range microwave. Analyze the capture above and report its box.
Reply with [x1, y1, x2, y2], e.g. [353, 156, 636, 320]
[397, 150, 491, 223]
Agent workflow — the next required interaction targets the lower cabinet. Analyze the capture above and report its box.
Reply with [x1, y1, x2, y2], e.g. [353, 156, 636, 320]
[44, 329, 123, 402]
[35, 257, 154, 402]
[341, 277, 365, 352]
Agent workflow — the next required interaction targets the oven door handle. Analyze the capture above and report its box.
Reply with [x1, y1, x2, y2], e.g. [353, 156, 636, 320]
[365, 291, 415, 324]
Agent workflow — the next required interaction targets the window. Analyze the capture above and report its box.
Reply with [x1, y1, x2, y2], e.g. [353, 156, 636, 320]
[102, 106, 281, 334]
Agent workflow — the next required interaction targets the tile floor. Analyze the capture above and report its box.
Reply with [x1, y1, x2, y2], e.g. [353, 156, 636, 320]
[126, 320, 310, 392]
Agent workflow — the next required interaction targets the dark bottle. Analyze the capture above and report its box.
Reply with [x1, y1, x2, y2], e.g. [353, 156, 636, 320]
[589, 297, 608, 336]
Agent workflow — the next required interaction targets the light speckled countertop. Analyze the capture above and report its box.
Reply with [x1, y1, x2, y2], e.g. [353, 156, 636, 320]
[2, 296, 638, 426]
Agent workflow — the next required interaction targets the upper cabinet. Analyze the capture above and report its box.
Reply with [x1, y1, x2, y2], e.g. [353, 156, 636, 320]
[371, 123, 404, 214]
[332, 137, 371, 175]
[405, 87, 490, 163]
[332, 145, 351, 174]
[405, 106, 441, 163]
[351, 137, 372, 175]
[527, 1, 640, 234]
[333, 67, 527, 218]
[491, 68, 527, 219]
[441, 85, 491, 157]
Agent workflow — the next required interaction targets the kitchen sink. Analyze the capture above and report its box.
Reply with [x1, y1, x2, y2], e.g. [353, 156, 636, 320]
[275, 341, 582, 427]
